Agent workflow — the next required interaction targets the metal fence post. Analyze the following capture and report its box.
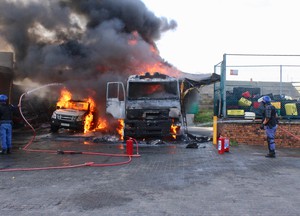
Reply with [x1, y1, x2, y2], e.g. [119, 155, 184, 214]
[280, 65, 282, 96]
[221, 54, 227, 118]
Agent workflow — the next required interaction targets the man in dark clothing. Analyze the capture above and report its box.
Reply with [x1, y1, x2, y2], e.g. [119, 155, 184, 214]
[0, 94, 14, 154]
[260, 96, 278, 158]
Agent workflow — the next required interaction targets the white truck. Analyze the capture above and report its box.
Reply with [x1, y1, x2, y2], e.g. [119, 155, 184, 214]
[50, 100, 92, 132]
[106, 72, 183, 139]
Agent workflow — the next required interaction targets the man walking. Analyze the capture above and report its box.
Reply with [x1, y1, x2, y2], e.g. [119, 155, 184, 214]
[0, 94, 14, 154]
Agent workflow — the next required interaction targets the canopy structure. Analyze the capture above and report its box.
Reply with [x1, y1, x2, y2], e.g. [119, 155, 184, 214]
[182, 73, 220, 89]
[179, 73, 220, 98]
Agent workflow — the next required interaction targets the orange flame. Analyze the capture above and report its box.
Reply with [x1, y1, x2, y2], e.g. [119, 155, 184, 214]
[57, 88, 72, 108]
[138, 62, 181, 77]
[95, 118, 109, 131]
[117, 119, 124, 140]
[84, 113, 94, 133]
[86, 97, 96, 112]
[83, 97, 97, 133]
[145, 84, 163, 95]
[127, 30, 181, 78]
[170, 124, 180, 139]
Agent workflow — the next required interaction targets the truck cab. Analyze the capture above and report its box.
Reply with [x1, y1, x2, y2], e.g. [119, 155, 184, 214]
[106, 72, 183, 139]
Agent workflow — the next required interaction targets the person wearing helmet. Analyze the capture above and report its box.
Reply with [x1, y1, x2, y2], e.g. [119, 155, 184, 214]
[0, 94, 14, 154]
[260, 95, 278, 158]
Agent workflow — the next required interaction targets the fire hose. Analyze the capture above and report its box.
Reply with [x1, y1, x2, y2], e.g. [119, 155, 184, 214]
[278, 126, 300, 141]
[217, 119, 300, 141]
[0, 83, 140, 172]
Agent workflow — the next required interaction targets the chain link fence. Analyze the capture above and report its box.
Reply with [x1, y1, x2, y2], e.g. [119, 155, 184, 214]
[214, 54, 300, 119]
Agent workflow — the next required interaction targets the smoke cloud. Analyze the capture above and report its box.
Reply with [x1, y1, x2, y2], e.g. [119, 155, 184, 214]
[0, 0, 179, 124]
[0, 0, 177, 82]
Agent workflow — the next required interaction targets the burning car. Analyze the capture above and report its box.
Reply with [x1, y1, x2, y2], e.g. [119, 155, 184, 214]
[50, 99, 92, 133]
[106, 72, 183, 140]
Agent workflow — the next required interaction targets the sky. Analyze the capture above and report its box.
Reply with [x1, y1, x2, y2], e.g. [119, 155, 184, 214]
[141, 0, 300, 74]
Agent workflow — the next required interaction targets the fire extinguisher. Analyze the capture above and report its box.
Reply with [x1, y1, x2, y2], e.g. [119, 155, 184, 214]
[126, 138, 134, 155]
[224, 137, 230, 152]
[218, 137, 225, 154]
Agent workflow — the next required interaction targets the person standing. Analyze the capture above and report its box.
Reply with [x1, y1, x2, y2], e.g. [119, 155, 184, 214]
[0, 94, 14, 154]
[260, 96, 278, 158]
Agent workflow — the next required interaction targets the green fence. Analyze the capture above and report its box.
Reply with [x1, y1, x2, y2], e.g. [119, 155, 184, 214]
[214, 54, 300, 119]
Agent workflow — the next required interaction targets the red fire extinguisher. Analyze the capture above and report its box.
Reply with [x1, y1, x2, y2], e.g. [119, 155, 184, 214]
[126, 138, 134, 155]
[224, 137, 230, 152]
[218, 137, 225, 154]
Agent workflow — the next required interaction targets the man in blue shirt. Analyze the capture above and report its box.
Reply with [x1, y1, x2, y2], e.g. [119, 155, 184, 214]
[0, 94, 14, 154]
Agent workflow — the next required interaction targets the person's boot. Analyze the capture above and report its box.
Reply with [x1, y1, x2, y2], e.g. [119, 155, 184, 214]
[6, 148, 12, 154]
[265, 150, 276, 158]
[1, 149, 7, 154]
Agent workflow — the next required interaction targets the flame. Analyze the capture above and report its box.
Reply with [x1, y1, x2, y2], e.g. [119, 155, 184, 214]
[86, 97, 96, 112]
[127, 30, 181, 78]
[94, 118, 123, 140]
[84, 113, 94, 133]
[117, 119, 124, 140]
[139, 62, 181, 77]
[95, 118, 109, 131]
[83, 97, 97, 133]
[170, 124, 180, 139]
[145, 84, 163, 95]
[57, 88, 72, 108]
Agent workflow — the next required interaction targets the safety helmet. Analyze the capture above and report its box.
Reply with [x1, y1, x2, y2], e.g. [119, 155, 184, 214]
[262, 95, 271, 104]
[0, 94, 8, 102]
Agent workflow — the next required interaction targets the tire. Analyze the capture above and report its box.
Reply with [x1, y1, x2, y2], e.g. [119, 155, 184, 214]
[79, 126, 84, 133]
[51, 125, 59, 133]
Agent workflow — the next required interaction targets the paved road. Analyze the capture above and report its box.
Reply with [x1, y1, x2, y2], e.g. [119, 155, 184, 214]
[0, 128, 299, 216]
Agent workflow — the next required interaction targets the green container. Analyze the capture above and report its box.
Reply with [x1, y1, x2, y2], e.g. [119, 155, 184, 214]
[276, 109, 281, 116]
[187, 103, 199, 114]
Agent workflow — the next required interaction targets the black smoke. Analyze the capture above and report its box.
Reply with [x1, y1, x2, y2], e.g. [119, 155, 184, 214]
[0, 0, 177, 83]
[0, 0, 178, 129]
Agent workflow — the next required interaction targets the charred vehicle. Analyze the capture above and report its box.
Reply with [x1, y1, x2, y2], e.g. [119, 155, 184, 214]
[106, 72, 183, 139]
[51, 100, 91, 132]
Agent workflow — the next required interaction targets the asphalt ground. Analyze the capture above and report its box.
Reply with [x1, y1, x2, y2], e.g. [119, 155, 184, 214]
[0, 127, 299, 216]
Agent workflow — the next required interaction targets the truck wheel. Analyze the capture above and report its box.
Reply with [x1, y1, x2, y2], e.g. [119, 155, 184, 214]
[51, 125, 59, 133]
[78, 125, 85, 133]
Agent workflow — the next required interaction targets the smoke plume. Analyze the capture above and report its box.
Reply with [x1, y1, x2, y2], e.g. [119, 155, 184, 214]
[0, 0, 179, 126]
[0, 0, 177, 82]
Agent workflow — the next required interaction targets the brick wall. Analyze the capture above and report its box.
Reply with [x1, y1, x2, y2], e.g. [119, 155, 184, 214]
[218, 121, 300, 148]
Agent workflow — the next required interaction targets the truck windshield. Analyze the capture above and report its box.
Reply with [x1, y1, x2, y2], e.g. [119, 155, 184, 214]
[128, 81, 179, 100]
[60, 101, 89, 111]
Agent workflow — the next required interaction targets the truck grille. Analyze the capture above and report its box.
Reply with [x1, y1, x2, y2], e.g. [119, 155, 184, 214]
[57, 114, 77, 121]
[124, 119, 172, 137]
[127, 109, 169, 120]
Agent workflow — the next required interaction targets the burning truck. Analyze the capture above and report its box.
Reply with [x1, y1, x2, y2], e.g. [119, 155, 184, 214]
[106, 72, 183, 140]
[51, 99, 93, 133]
[50, 88, 97, 133]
